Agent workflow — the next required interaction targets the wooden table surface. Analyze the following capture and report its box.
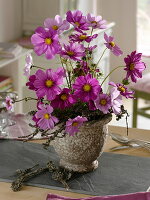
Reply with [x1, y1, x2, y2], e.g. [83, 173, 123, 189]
[0, 125, 150, 200]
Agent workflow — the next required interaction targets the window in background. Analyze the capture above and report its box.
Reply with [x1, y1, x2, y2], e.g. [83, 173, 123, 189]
[60, 0, 96, 17]
[137, 0, 150, 56]
[60, 0, 77, 17]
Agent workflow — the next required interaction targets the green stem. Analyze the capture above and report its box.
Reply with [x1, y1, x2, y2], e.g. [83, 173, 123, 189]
[65, 62, 72, 88]
[96, 48, 107, 66]
[88, 28, 94, 48]
[59, 56, 70, 88]
[69, 60, 75, 83]
[101, 66, 125, 86]
[69, 60, 74, 72]
[68, 71, 72, 88]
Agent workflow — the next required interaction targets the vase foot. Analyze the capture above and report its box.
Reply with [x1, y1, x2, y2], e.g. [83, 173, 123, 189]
[60, 159, 98, 173]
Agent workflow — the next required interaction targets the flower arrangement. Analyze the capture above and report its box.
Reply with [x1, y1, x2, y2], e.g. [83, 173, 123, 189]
[6, 10, 146, 142]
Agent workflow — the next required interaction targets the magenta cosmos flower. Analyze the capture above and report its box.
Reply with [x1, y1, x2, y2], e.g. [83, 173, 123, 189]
[95, 93, 111, 114]
[24, 54, 33, 77]
[69, 32, 98, 43]
[26, 75, 37, 91]
[35, 105, 58, 130]
[33, 69, 63, 101]
[86, 45, 97, 52]
[56, 67, 66, 77]
[110, 87, 122, 115]
[66, 10, 89, 32]
[124, 51, 146, 83]
[65, 116, 88, 136]
[61, 43, 85, 61]
[73, 74, 101, 102]
[5, 96, 13, 111]
[88, 100, 97, 111]
[44, 15, 70, 34]
[73, 61, 90, 76]
[86, 13, 107, 29]
[51, 88, 76, 110]
[31, 27, 61, 59]
[109, 81, 134, 99]
[104, 32, 123, 56]
[32, 101, 44, 126]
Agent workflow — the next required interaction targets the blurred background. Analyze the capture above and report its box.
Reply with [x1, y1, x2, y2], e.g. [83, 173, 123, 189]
[0, 0, 149, 129]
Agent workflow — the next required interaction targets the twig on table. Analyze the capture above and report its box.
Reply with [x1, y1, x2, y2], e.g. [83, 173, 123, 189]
[11, 166, 47, 191]
[11, 161, 73, 192]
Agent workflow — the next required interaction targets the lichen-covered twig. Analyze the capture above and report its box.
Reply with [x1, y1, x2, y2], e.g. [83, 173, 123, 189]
[46, 161, 72, 190]
[11, 165, 47, 191]
[11, 161, 73, 192]
[18, 127, 41, 141]
[116, 105, 129, 135]
[42, 125, 65, 149]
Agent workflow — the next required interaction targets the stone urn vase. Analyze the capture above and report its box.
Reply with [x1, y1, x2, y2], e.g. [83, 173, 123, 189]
[53, 114, 112, 172]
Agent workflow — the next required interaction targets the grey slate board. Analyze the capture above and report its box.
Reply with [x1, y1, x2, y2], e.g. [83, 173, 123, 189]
[0, 140, 150, 196]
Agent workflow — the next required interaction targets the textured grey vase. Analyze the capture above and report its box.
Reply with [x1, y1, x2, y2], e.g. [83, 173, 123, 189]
[53, 114, 112, 172]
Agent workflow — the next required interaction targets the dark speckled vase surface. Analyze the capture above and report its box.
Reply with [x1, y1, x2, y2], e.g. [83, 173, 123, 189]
[53, 114, 112, 172]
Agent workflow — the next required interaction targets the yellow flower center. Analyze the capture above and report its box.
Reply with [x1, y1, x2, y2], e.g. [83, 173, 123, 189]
[91, 21, 97, 24]
[79, 35, 87, 40]
[45, 80, 53, 87]
[118, 86, 126, 93]
[60, 94, 68, 101]
[67, 51, 74, 56]
[44, 113, 50, 119]
[45, 38, 52, 45]
[72, 122, 78, 126]
[129, 63, 134, 70]
[75, 21, 80, 26]
[100, 99, 107, 106]
[109, 41, 115, 47]
[83, 84, 91, 92]
[52, 25, 58, 30]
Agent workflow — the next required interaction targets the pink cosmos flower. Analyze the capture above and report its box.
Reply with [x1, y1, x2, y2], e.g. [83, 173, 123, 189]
[109, 81, 134, 99]
[55, 67, 66, 77]
[73, 74, 101, 102]
[65, 116, 88, 136]
[33, 69, 63, 101]
[51, 88, 76, 110]
[104, 32, 123, 56]
[66, 10, 89, 32]
[26, 67, 65, 93]
[61, 43, 85, 61]
[69, 32, 98, 43]
[24, 54, 33, 77]
[80, 61, 90, 74]
[32, 114, 39, 126]
[44, 15, 70, 34]
[32, 101, 44, 126]
[74, 61, 99, 76]
[110, 87, 122, 115]
[31, 27, 61, 59]
[73, 61, 90, 76]
[35, 105, 59, 130]
[88, 100, 97, 111]
[5, 96, 13, 111]
[86, 13, 107, 29]
[85, 45, 97, 56]
[95, 93, 111, 114]
[124, 51, 146, 83]
[26, 75, 37, 91]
